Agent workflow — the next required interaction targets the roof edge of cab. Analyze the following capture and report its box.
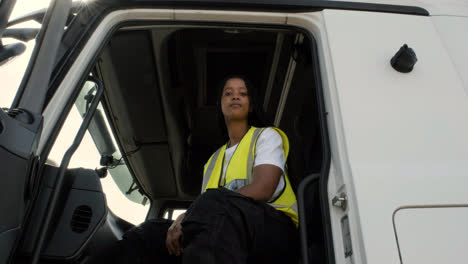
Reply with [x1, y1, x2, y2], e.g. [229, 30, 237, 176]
[114, 0, 429, 16]
[5, 0, 430, 30]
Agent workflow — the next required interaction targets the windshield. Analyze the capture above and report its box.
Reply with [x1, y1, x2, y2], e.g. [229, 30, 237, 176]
[73, 81, 148, 205]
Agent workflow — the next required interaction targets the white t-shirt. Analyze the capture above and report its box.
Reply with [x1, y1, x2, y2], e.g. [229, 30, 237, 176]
[221, 128, 286, 201]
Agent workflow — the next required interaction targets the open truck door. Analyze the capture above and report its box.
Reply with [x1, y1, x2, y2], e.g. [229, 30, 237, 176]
[0, 0, 72, 262]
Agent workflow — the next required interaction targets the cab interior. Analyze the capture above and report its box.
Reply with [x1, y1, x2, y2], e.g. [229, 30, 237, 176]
[15, 24, 327, 264]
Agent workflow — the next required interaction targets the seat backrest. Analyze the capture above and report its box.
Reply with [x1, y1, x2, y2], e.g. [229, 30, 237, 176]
[187, 106, 226, 193]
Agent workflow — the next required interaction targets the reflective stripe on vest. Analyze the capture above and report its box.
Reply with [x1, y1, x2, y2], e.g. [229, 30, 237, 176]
[201, 126, 299, 226]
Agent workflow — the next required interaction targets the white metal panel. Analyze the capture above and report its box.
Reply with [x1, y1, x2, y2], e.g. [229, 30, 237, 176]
[323, 9, 468, 264]
[394, 206, 468, 263]
[288, 12, 368, 264]
[432, 16, 468, 97]
[328, 0, 468, 17]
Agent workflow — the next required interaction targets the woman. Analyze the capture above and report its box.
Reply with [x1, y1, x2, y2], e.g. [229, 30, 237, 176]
[95, 75, 299, 264]
[167, 75, 299, 263]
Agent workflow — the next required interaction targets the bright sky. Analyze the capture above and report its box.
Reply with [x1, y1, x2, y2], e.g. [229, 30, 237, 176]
[0, 0, 148, 225]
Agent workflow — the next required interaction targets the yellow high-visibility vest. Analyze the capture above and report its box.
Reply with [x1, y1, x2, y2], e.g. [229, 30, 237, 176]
[201, 126, 298, 226]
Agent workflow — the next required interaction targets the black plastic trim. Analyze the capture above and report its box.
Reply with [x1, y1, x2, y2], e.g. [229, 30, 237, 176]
[0, 108, 42, 159]
[297, 173, 321, 263]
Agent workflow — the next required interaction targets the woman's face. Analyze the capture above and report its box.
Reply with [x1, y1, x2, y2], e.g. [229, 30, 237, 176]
[220, 78, 251, 122]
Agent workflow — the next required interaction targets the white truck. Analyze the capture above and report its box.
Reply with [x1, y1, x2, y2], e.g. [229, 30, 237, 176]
[0, 0, 467, 263]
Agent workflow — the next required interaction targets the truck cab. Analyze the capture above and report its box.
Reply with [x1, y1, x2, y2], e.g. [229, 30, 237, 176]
[1, 0, 467, 263]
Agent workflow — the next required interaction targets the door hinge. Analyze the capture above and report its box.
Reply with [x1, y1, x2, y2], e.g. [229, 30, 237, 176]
[332, 192, 348, 211]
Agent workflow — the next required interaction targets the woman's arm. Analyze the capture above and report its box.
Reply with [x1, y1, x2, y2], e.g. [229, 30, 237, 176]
[237, 128, 285, 201]
[237, 164, 282, 201]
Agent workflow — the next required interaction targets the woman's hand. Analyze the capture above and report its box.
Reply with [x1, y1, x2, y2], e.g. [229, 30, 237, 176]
[166, 213, 185, 256]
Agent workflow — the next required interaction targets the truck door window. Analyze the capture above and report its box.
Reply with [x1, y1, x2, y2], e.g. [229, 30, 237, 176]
[47, 79, 149, 225]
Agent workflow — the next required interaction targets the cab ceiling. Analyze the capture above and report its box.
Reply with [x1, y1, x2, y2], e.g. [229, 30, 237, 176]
[97, 26, 296, 200]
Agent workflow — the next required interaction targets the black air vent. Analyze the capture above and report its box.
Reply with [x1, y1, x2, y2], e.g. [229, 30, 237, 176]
[71, 205, 92, 233]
